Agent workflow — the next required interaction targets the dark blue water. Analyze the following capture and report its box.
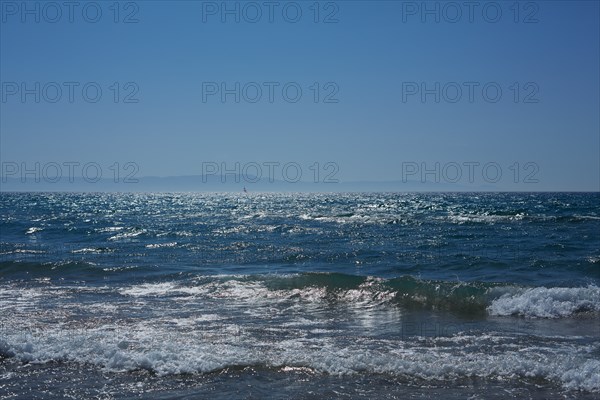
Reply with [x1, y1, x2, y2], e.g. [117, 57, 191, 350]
[1, 192, 599, 398]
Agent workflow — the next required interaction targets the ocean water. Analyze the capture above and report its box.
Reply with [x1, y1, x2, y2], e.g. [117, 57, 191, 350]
[0, 192, 599, 399]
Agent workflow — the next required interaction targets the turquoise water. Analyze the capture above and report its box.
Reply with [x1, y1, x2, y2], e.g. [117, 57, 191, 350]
[1, 192, 599, 398]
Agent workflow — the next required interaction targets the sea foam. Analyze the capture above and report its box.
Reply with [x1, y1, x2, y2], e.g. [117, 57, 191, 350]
[488, 285, 600, 318]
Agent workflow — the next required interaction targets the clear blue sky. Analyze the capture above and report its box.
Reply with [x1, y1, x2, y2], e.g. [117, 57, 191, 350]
[1, 0, 599, 191]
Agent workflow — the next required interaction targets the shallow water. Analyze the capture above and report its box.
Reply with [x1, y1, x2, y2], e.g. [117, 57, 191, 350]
[1, 192, 599, 398]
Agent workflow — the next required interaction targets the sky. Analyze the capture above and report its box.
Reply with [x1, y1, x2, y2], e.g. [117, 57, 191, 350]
[1, 0, 599, 191]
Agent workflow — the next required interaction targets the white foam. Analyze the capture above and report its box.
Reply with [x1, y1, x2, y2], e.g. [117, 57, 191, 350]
[574, 215, 600, 220]
[14, 249, 45, 254]
[145, 242, 178, 249]
[119, 282, 178, 297]
[488, 285, 600, 318]
[97, 226, 124, 233]
[72, 247, 112, 254]
[447, 213, 525, 224]
[1, 295, 599, 392]
[108, 229, 146, 241]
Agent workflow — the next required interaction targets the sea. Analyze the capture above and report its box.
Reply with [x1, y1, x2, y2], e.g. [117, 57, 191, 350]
[1, 192, 599, 399]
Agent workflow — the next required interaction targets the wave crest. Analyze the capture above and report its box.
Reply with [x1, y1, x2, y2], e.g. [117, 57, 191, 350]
[488, 285, 600, 318]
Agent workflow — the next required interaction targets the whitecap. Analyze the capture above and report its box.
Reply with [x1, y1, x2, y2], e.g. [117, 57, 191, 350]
[487, 285, 600, 318]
